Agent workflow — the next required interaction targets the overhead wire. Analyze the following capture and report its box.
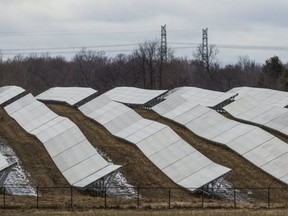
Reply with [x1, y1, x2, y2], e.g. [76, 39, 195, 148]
[1, 27, 287, 56]
[1, 43, 287, 57]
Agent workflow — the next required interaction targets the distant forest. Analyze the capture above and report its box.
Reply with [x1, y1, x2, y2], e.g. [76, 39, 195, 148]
[1, 40, 288, 95]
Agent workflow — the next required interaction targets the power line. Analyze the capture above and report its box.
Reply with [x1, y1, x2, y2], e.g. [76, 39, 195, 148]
[0, 28, 199, 34]
[2, 42, 288, 53]
[2, 42, 288, 57]
[1, 43, 139, 52]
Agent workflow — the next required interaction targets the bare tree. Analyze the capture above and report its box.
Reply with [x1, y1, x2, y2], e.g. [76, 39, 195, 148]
[132, 40, 173, 89]
[236, 56, 261, 87]
[73, 48, 110, 89]
[193, 44, 219, 79]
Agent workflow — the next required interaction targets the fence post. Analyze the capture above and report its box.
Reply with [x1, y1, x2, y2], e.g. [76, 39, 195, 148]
[137, 186, 140, 208]
[70, 186, 73, 209]
[104, 186, 107, 209]
[201, 189, 204, 208]
[168, 188, 171, 209]
[36, 186, 39, 208]
[268, 187, 270, 209]
[233, 187, 236, 208]
[3, 186, 5, 209]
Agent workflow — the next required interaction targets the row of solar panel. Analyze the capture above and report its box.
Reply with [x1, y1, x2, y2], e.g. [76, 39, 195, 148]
[0, 86, 232, 192]
[0, 87, 120, 188]
[2, 85, 288, 192]
[79, 94, 230, 191]
[34, 85, 288, 188]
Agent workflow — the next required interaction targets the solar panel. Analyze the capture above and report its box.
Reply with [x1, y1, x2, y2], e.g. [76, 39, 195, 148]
[167, 87, 237, 107]
[0, 86, 25, 105]
[4, 94, 121, 188]
[153, 96, 288, 186]
[36, 87, 97, 106]
[224, 95, 288, 137]
[4, 93, 35, 115]
[73, 164, 121, 188]
[105, 86, 168, 106]
[79, 95, 231, 192]
[228, 87, 288, 107]
[243, 139, 288, 167]
[162, 152, 211, 182]
[178, 163, 230, 189]
[6, 96, 58, 133]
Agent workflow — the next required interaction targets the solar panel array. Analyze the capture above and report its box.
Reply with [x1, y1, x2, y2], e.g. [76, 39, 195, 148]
[105, 87, 168, 106]
[79, 94, 231, 191]
[36, 87, 97, 106]
[224, 95, 288, 136]
[0, 86, 23, 186]
[153, 96, 288, 185]
[228, 87, 288, 107]
[0, 86, 25, 105]
[167, 87, 237, 107]
[4, 93, 121, 188]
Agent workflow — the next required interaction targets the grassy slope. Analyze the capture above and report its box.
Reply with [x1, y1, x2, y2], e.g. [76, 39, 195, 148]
[46, 104, 191, 200]
[134, 109, 286, 189]
[47, 104, 288, 200]
[1, 102, 288, 202]
[0, 107, 67, 187]
[2, 209, 288, 216]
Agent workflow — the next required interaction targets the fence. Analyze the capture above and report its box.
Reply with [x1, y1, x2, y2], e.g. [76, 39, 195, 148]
[1, 186, 288, 210]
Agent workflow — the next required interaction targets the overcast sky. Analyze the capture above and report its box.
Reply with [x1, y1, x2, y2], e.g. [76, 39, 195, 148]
[1, 0, 288, 64]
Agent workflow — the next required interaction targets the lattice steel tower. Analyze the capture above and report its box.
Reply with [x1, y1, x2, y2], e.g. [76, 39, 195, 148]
[161, 24, 167, 62]
[202, 28, 209, 67]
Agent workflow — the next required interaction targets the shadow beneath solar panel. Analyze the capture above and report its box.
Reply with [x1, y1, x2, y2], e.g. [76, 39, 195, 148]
[46, 103, 195, 200]
[134, 108, 288, 202]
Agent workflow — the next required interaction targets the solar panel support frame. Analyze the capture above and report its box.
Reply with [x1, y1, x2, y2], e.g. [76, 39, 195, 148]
[212, 93, 238, 113]
[122, 92, 168, 109]
[0, 162, 17, 187]
[77, 168, 120, 194]
[199, 172, 229, 195]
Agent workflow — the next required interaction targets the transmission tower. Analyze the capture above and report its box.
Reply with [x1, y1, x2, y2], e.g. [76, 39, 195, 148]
[202, 28, 209, 67]
[160, 24, 167, 62]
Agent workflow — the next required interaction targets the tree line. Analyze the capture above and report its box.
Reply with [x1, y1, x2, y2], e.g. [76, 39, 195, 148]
[0, 40, 288, 95]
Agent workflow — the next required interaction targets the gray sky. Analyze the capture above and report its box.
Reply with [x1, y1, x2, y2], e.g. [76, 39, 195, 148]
[1, 0, 288, 64]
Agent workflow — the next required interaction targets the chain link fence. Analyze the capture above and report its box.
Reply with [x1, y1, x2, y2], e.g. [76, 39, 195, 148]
[0, 186, 288, 209]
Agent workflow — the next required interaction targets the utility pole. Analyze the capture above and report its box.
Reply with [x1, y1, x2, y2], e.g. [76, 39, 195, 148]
[159, 24, 167, 89]
[160, 24, 167, 62]
[202, 28, 209, 69]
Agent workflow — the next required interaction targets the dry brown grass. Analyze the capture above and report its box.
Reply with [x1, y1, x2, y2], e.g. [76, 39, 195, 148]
[2, 102, 288, 213]
[46, 104, 192, 200]
[0, 107, 67, 187]
[1, 209, 288, 216]
[134, 109, 288, 201]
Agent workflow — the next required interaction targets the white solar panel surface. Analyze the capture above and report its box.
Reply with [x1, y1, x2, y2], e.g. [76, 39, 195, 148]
[0, 86, 25, 105]
[105, 87, 167, 105]
[36, 87, 97, 106]
[167, 87, 237, 107]
[228, 87, 288, 107]
[79, 94, 231, 191]
[4, 94, 120, 188]
[153, 96, 288, 186]
[224, 95, 288, 136]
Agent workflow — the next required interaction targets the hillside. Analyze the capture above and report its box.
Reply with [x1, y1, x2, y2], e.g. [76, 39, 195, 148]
[1, 102, 288, 204]
[46, 103, 192, 200]
[135, 108, 286, 189]
[47, 104, 288, 200]
[0, 107, 67, 187]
